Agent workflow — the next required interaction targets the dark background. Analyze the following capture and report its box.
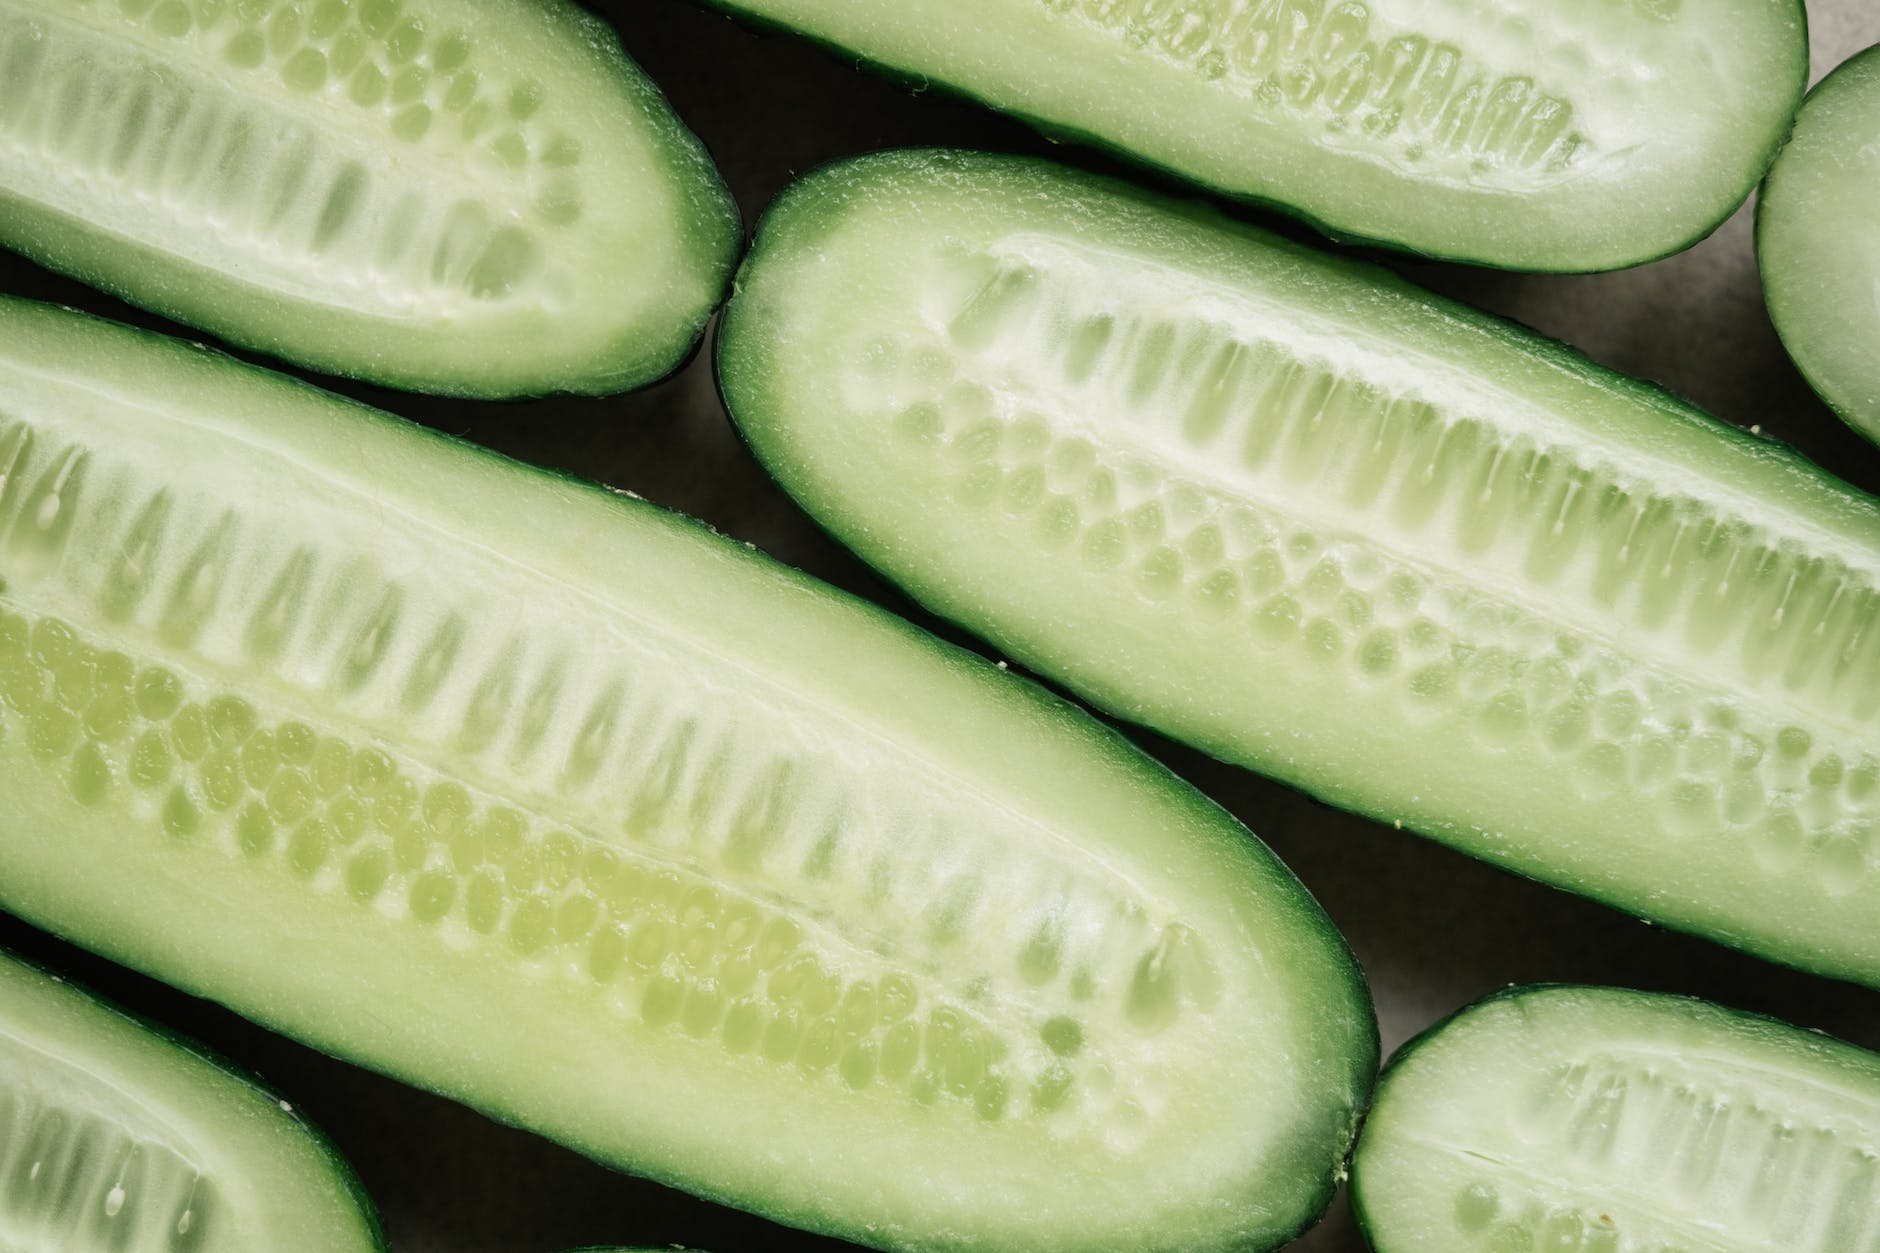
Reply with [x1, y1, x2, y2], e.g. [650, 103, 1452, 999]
[3, 2, 1878, 1250]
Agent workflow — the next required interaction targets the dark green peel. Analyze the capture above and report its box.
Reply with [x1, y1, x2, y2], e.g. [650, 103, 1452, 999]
[718, 149, 1880, 989]
[0, 296, 1373, 1252]
[0, 948, 385, 1253]
[1351, 985, 1880, 1253]
[0, 0, 739, 397]
[697, 0, 1806, 270]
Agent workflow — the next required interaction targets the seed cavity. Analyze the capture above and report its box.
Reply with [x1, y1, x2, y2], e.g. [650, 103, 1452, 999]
[0, 1084, 217, 1250]
[1478, 1051, 1880, 1252]
[0, 3, 582, 316]
[0, 595, 1190, 1133]
[1037, 0, 1590, 175]
[853, 252, 1880, 903]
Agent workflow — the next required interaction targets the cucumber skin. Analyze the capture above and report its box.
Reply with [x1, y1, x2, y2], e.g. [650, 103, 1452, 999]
[1346, 983, 1880, 1252]
[716, 149, 1880, 991]
[693, 1, 1806, 273]
[1756, 42, 1880, 451]
[0, 947, 390, 1253]
[0, 2, 742, 400]
[0, 296, 1378, 1253]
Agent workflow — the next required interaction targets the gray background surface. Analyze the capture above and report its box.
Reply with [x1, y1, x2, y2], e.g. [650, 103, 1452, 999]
[2, 1, 1878, 1249]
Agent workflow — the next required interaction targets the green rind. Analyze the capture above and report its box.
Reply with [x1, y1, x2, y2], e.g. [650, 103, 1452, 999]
[717, 149, 1880, 988]
[1757, 41, 1880, 448]
[0, 1, 741, 398]
[1347, 984, 1880, 1253]
[696, 0, 1806, 272]
[0, 296, 1375, 1253]
[0, 947, 386, 1253]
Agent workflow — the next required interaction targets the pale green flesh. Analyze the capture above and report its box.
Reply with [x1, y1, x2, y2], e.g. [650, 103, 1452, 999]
[1759, 43, 1880, 446]
[718, 152, 1880, 987]
[0, 951, 382, 1253]
[0, 298, 1374, 1252]
[704, 0, 1804, 270]
[1350, 987, 1880, 1253]
[0, 0, 739, 397]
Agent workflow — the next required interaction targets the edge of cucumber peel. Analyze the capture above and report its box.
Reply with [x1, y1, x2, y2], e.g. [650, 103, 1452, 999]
[0, 295, 1378, 1253]
[691, 0, 1808, 274]
[0, 943, 391, 1253]
[0, 2, 744, 400]
[1755, 41, 1880, 452]
[1345, 981, 1880, 1249]
[715, 147, 1880, 991]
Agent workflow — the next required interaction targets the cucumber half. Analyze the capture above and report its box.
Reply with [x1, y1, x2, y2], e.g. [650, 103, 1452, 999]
[1758, 42, 1880, 447]
[1350, 985, 1880, 1253]
[0, 0, 739, 398]
[0, 948, 384, 1253]
[0, 297, 1375, 1252]
[697, 0, 1806, 271]
[716, 150, 1880, 988]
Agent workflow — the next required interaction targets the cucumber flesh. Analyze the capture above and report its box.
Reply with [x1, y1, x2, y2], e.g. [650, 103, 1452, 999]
[0, 297, 1375, 1252]
[717, 150, 1880, 988]
[699, 0, 1805, 271]
[0, 0, 739, 398]
[1350, 985, 1880, 1253]
[1759, 43, 1880, 447]
[0, 948, 384, 1253]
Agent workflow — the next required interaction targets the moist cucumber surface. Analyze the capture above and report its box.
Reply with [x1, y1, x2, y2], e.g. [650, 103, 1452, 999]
[0, 0, 739, 398]
[697, 0, 1806, 271]
[1759, 42, 1880, 447]
[0, 296, 1375, 1252]
[1349, 985, 1880, 1253]
[0, 948, 384, 1253]
[717, 150, 1880, 988]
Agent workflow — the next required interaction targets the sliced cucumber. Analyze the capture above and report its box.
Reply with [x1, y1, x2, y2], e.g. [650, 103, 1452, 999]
[0, 0, 739, 397]
[717, 150, 1880, 987]
[0, 297, 1375, 1252]
[0, 948, 384, 1253]
[1350, 985, 1880, 1253]
[697, 0, 1805, 271]
[1759, 43, 1880, 447]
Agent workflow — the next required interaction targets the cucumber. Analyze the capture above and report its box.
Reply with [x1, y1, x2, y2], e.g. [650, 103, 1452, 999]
[0, 948, 384, 1253]
[0, 297, 1375, 1252]
[1758, 43, 1880, 447]
[0, 0, 739, 398]
[716, 150, 1880, 988]
[1349, 985, 1880, 1253]
[695, 0, 1806, 271]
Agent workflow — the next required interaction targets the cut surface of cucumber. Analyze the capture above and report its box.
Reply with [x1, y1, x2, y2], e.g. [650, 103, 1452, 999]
[698, 0, 1805, 271]
[1759, 42, 1880, 446]
[0, 948, 384, 1253]
[0, 0, 739, 397]
[1350, 985, 1880, 1253]
[0, 297, 1375, 1252]
[717, 150, 1880, 987]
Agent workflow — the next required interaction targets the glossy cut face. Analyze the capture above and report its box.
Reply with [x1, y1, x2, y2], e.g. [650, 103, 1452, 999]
[0, 955, 383, 1253]
[720, 151, 1880, 987]
[0, 299, 1374, 1253]
[1351, 988, 1880, 1253]
[1, 1034, 221, 1250]
[707, 0, 1806, 268]
[1760, 44, 1880, 445]
[0, 0, 738, 395]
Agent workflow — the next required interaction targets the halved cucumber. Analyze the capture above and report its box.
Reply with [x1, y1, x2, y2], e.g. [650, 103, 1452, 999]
[697, 0, 1806, 271]
[1759, 42, 1880, 447]
[1349, 985, 1880, 1253]
[0, 948, 384, 1253]
[0, 297, 1376, 1252]
[716, 150, 1880, 987]
[0, 0, 739, 397]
